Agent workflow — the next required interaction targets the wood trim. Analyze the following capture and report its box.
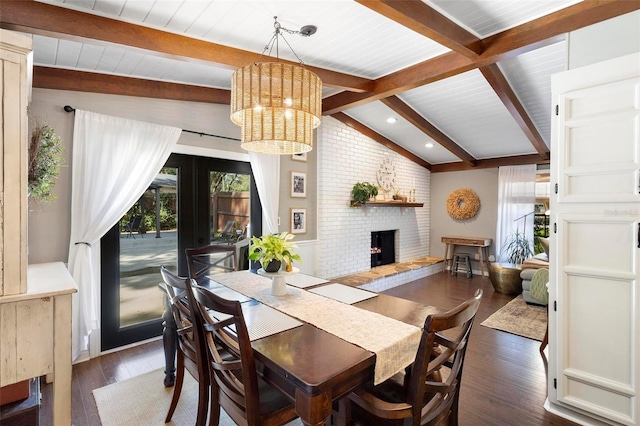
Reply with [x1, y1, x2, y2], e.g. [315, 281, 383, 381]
[381, 96, 476, 166]
[479, 64, 549, 156]
[331, 112, 432, 170]
[431, 153, 549, 173]
[34, 66, 231, 104]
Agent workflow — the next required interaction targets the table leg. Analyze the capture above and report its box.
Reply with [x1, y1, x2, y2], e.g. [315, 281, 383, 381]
[53, 293, 73, 426]
[162, 294, 177, 387]
[443, 243, 452, 273]
[477, 247, 485, 277]
[295, 388, 332, 426]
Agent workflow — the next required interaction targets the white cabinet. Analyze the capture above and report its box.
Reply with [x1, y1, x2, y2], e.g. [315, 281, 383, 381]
[549, 53, 640, 425]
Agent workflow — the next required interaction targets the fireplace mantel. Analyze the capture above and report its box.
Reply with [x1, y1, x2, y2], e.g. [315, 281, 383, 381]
[351, 201, 424, 208]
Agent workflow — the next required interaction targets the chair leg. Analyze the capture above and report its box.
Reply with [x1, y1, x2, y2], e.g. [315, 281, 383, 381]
[165, 351, 185, 423]
[334, 398, 351, 426]
[207, 379, 219, 426]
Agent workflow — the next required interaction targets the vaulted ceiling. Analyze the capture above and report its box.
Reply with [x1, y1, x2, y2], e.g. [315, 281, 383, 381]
[1, 0, 638, 172]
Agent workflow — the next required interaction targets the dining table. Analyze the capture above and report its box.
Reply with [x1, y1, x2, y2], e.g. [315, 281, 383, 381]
[161, 270, 441, 426]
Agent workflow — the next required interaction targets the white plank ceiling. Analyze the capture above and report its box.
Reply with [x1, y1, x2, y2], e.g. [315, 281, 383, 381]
[24, 0, 591, 166]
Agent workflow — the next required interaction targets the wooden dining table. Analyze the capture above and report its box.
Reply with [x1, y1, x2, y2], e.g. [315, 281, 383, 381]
[161, 272, 441, 426]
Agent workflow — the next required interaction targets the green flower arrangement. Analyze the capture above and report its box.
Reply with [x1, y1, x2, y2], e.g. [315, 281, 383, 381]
[28, 124, 64, 202]
[247, 232, 302, 272]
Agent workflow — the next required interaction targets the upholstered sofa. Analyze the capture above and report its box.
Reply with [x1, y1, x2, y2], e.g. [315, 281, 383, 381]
[520, 237, 550, 305]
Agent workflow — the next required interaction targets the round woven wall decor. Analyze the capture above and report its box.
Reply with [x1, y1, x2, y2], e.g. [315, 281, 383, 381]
[446, 188, 480, 220]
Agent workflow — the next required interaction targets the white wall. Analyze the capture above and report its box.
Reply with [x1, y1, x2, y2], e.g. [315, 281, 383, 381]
[316, 117, 431, 279]
[27, 88, 247, 264]
[429, 169, 499, 272]
[568, 10, 640, 69]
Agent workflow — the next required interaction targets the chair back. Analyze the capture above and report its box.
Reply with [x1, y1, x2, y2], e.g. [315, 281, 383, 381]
[190, 284, 263, 425]
[408, 289, 483, 426]
[160, 266, 203, 380]
[186, 244, 238, 284]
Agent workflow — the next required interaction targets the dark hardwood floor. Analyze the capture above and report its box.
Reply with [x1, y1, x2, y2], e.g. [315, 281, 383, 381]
[38, 272, 577, 425]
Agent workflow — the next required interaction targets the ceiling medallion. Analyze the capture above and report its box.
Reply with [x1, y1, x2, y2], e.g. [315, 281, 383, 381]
[230, 17, 322, 155]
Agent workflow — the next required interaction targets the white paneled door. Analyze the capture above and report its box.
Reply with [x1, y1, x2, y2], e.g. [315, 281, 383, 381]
[550, 53, 640, 425]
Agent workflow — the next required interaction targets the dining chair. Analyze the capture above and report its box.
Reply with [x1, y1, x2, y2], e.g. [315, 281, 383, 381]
[159, 266, 210, 425]
[190, 283, 299, 426]
[185, 244, 238, 284]
[335, 289, 483, 426]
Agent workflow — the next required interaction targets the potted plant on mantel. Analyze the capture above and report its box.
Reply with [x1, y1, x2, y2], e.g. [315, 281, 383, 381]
[247, 232, 302, 272]
[350, 182, 378, 206]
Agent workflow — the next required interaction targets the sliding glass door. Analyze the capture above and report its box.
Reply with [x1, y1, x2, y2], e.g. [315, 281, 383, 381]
[100, 153, 260, 351]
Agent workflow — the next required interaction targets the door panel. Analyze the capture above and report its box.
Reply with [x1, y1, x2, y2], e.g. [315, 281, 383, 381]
[551, 54, 640, 425]
[558, 78, 640, 204]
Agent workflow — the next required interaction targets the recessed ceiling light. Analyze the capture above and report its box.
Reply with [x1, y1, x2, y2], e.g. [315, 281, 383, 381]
[425, 142, 434, 148]
[386, 117, 397, 124]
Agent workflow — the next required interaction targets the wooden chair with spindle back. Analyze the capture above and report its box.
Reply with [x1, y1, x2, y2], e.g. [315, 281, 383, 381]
[190, 283, 299, 426]
[160, 266, 210, 425]
[336, 289, 483, 426]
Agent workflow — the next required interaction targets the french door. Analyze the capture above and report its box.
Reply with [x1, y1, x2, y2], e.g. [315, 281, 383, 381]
[100, 153, 260, 351]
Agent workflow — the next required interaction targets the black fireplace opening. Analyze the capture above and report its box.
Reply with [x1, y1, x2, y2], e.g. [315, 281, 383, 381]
[371, 230, 396, 267]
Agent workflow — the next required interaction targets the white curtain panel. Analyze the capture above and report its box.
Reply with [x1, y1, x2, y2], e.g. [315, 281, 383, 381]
[67, 110, 181, 360]
[249, 152, 280, 234]
[495, 164, 536, 262]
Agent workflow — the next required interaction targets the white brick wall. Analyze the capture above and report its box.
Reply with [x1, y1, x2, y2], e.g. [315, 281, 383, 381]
[317, 117, 431, 279]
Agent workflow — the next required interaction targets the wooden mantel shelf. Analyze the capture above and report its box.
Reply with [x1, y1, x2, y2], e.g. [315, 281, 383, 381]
[351, 201, 424, 208]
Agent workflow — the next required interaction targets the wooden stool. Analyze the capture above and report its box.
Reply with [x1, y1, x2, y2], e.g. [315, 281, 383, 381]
[451, 254, 473, 278]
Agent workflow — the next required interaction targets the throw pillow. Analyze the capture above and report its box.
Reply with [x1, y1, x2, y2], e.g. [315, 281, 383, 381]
[530, 268, 549, 304]
[538, 237, 550, 256]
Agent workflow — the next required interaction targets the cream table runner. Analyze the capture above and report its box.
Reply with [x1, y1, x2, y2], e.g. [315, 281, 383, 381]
[210, 271, 422, 384]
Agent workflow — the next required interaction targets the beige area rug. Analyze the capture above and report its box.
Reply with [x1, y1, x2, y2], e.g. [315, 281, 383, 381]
[94, 368, 303, 425]
[481, 295, 547, 341]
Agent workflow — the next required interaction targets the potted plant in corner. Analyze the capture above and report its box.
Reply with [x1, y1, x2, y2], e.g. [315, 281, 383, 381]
[501, 229, 534, 265]
[351, 182, 378, 206]
[488, 229, 534, 295]
[247, 232, 302, 272]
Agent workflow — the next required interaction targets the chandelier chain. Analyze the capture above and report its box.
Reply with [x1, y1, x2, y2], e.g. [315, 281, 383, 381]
[256, 17, 306, 66]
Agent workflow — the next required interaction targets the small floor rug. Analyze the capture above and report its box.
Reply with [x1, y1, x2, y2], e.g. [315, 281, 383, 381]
[481, 295, 547, 341]
[94, 368, 302, 425]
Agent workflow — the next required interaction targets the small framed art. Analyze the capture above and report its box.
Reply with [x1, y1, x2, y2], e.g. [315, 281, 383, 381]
[291, 208, 306, 234]
[291, 152, 308, 162]
[291, 171, 306, 198]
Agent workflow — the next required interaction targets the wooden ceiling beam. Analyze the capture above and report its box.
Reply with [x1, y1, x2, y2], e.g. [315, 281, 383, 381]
[381, 96, 477, 166]
[331, 113, 432, 170]
[431, 153, 549, 173]
[327, 1, 640, 113]
[355, 0, 483, 58]
[479, 64, 549, 156]
[33, 66, 231, 104]
[0, 0, 373, 93]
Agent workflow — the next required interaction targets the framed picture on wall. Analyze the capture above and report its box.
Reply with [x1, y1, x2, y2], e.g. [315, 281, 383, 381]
[291, 152, 308, 162]
[291, 208, 306, 234]
[291, 171, 306, 198]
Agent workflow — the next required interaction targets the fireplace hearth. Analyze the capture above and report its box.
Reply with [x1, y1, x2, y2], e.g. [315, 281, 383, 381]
[371, 230, 396, 267]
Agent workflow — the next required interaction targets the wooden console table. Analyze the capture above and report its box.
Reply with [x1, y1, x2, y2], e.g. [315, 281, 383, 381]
[0, 262, 78, 425]
[441, 236, 492, 277]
